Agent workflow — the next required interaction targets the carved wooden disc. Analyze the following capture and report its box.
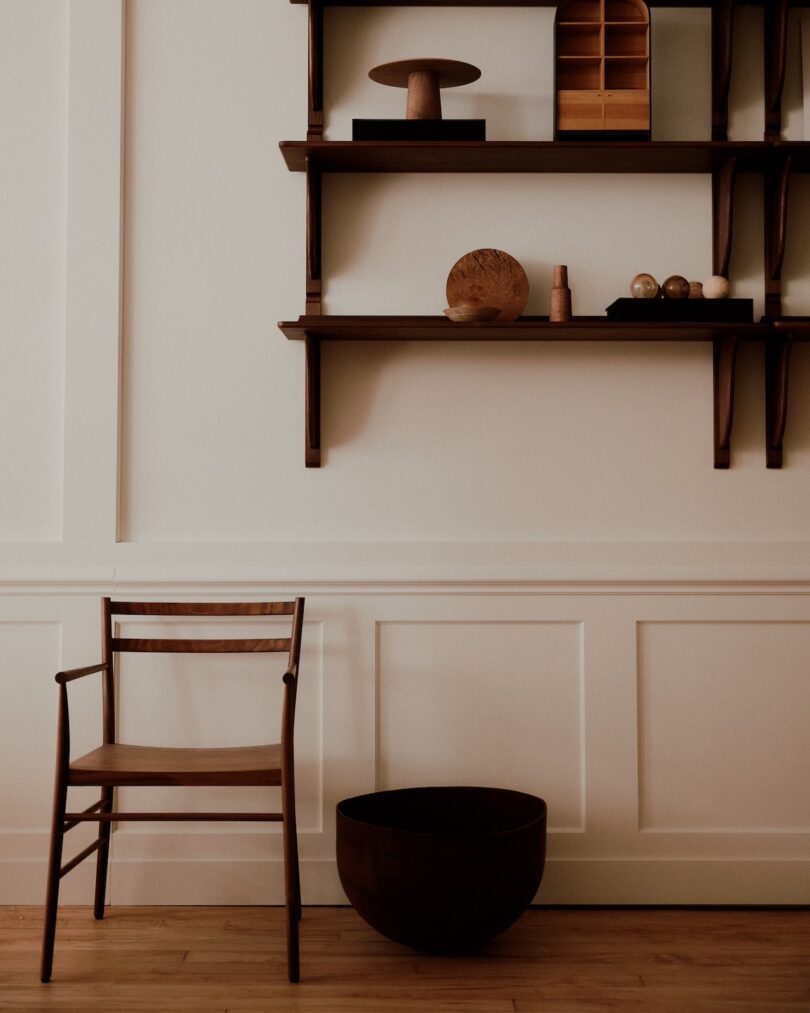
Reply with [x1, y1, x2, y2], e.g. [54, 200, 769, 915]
[446, 249, 529, 322]
[369, 59, 481, 90]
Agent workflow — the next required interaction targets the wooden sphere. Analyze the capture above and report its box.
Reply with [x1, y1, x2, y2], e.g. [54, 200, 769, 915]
[703, 275, 730, 299]
[662, 275, 690, 299]
[688, 281, 704, 299]
[629, 273, 659, 299]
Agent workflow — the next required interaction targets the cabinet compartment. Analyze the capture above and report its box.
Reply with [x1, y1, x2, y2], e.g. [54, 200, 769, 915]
[605, 23, 648, 57]
[557, 23, 602, 57]
[604, 56, 648, 90]
[557, 58, 602, 91]
[560, 0, 601, 23]
[605, 0, 646, 21]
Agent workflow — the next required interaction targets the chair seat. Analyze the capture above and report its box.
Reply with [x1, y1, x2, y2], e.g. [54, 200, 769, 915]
[68, 742, 283, 786]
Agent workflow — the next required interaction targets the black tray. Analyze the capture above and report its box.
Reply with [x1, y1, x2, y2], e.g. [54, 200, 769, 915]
[352, 119, 486, 141]
[606, 297, 754, 323]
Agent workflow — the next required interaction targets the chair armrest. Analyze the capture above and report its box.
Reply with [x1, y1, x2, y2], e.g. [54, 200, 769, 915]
[55, 662, 108, 685]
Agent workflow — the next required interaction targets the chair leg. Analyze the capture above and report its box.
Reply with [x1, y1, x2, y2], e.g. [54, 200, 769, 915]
[40, 778, 67, 983]
[93, 786, 114, 919]
[282, 800, 300, 982]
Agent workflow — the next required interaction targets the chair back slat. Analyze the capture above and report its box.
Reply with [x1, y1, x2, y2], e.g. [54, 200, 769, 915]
[110, 602, 295, 617]
[112, 637, 292, 654]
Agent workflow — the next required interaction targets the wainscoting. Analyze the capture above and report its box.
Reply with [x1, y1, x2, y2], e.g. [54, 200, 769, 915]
[2, 574, 808, 907]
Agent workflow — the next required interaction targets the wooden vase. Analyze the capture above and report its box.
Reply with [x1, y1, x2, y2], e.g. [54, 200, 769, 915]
[550, 265, 572, 322]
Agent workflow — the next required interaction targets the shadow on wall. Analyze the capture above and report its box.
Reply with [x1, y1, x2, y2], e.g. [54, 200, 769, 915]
[320, 338, 810, 466]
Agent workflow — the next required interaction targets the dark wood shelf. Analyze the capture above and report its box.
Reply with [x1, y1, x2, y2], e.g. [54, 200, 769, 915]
[279, 315, 767, 342]
[279, 315, 770, 469]
[280, 140, 772, 174]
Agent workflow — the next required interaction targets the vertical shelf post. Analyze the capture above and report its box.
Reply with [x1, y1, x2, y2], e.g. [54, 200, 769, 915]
[308, 0, 324, 140]
[306, 155, 322, 315]
[305, 333, 321, 468]
[711, 0, 735, 142]
[764, 0, 790, 142]
[764, 154, 792, 321]
[712, 155, 737, 278]
[766, 329, 793, 469]
[713, 334, 738, 469]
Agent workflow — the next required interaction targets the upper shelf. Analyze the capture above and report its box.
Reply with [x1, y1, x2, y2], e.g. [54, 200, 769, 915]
[280, 140, 789, 173]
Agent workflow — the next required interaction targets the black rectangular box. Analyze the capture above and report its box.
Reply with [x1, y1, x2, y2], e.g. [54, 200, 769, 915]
[352, 119, 486, 141]
[606, 297, 754, 323]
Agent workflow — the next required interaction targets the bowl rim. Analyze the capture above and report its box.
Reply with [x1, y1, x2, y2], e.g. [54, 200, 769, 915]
[336, 785, 547, 839]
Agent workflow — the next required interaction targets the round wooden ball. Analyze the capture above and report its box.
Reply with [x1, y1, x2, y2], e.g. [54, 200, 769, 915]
[703, 275, 730, 299]
[630, 273, 659, 299]
[662, 275, 690, 299]
[688, 281, 704, 299]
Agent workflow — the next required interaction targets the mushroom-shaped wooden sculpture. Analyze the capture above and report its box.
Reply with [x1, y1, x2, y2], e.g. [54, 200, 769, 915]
[369, 58, 481, 120]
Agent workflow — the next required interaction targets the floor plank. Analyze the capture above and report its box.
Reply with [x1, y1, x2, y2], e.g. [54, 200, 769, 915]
[3, 906, 809, 1013]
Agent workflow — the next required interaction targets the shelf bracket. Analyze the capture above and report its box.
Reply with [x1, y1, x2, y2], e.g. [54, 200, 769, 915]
[764, 154, 792, 321]
[305, 155, 322, 315]
[307, 0, 323, 141]
[712, 155, 737, 278]
[305, 333, 321, 468]
[711, 0, 735, 142]
[713, 333, 738, 469]
[764, 0, 790, 142]
[766, 330, 794, 469]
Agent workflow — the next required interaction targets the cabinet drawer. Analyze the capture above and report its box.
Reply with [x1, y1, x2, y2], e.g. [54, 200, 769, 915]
[557, 90, 603, 132]
[603, 90, 649, 131]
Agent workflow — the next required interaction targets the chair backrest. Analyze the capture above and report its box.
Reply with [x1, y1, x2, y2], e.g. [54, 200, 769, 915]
[99, 598, 305, 744]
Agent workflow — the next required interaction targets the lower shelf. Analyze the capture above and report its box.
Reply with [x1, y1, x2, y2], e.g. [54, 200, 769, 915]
[277, 315, 780, 469]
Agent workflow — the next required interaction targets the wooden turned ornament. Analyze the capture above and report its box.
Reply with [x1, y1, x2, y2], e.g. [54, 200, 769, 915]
[369, 58, 481, 121]
[549, 265, 572, 322]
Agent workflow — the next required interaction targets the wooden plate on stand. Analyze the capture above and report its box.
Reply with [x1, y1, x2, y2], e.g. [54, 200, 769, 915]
[446, 249, 529, 322]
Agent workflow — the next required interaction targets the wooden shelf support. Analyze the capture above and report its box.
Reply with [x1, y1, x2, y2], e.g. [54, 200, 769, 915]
[764, 154, 792, 319]
[712, 154, 737, 277]
[305, 333, 321, 467]
[764, 0, 790, 141]
[765, 328, 794, 468]
[713, 333, 738, 468]
[306, 155, 322, 315]
[711, 0, 735, 141]
[307, 0, 324, 139]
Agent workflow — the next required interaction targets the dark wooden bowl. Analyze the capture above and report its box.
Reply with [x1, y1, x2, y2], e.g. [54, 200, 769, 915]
[336, 786, 547, 953]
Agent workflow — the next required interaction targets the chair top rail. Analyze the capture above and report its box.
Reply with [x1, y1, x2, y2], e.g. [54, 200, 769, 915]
[111, 637, 292, 653]
[109, 601, 296, 616]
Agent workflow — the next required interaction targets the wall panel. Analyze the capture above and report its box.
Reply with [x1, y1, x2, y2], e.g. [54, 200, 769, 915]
[0, 2, 67, 540]
[377, 620, 584, 830]
[638, 620, 810, 833]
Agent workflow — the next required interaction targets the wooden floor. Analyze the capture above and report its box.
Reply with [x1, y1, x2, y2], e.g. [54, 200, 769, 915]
[3, 906, 809, 1012]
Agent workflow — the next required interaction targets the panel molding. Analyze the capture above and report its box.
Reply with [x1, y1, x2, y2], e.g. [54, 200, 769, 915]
[635, 619, 810, 834]
[62, 0, 125, 543]
[375, 619, 586, 832]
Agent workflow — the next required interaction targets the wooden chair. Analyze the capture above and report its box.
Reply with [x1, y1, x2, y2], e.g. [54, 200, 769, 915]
[40, 597, 305, 983]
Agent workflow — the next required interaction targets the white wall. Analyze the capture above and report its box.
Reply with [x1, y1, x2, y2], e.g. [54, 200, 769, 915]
[0, 0, 809, 907]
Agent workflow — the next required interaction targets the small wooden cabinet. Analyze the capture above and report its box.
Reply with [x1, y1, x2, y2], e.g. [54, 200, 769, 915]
[555, 0, 650, 140]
